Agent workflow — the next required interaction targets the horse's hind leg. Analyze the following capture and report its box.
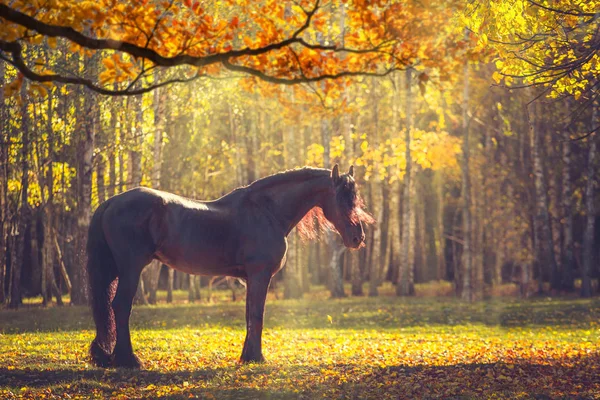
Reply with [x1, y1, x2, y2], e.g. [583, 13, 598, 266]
[111, 258, 147, 368]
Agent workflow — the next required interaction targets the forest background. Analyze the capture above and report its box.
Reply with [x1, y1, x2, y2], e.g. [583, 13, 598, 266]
[0, 0, 599, 308]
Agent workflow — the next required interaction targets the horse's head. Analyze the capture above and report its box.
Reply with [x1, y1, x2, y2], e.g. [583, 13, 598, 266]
[321, 164, 373, 249]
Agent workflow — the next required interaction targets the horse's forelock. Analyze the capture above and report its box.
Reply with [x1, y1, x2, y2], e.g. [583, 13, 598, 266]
[337, 178, 374, 226]
[350, 194, 375, 225]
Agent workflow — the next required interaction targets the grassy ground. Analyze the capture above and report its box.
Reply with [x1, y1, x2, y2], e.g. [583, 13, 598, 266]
[1, 284, 599, 399]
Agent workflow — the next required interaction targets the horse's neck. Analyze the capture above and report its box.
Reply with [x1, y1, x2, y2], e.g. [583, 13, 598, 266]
[263, 175, 331, 236]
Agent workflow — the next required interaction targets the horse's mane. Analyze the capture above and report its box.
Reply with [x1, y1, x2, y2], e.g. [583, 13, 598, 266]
[245, 166, 374, 241]
[246, 167, 330, 192]
[296, 174, 375, 241]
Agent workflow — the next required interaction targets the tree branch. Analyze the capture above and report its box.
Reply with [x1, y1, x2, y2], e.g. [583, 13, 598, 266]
[0, 1, 407, 94]
[0, 3, 321, 68]
[221, 58, 402, 85]
[0, 40, 205, 95]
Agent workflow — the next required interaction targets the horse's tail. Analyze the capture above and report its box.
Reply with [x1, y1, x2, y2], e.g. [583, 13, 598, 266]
[87, 200, 118, 367]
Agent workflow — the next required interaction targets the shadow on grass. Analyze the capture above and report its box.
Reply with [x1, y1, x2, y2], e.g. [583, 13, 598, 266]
[0, 366, 220, 392]
[2, 296, 600, 334]
[1, 354, 599, 399]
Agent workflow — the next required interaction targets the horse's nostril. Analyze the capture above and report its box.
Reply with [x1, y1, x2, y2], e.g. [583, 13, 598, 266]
[353, 236, 360, 244]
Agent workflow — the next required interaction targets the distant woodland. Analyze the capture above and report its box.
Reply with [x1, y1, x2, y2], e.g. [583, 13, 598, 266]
[0, 0, 598, 307]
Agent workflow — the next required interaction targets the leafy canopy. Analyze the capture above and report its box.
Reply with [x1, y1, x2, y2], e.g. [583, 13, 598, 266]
[0, 0, 459, 95]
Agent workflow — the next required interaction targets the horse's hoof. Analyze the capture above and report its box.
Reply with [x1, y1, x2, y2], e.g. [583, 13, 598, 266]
[89, 340, 112, 368]
[112, 353, 143, 369]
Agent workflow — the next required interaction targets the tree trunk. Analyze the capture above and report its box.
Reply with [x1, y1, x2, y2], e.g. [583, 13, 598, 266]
[96, 155, 106, 205]
[581, 106, 597, 298]
[0, 58, 7, 304]
[9, 81, 30, 309]
[560, 119, 575, 291]
[96, 98, 107, 205]
[167, 268, 174, 303]
[407, 175, 416, 293]
[529, 99, 560, 292]
[423, 171, 438, 282]
[188, 274, 197, 303]
[118, 97, 126, 193]
[146, 85, 167, 305]
[397, 69, 414, 296]
[71, 84, 95, 305]
[435, 174, 446, 281]
[108, 93, 118, 198]
[369, 180, 382, 296]
[130, 94, 149, 306]
[329, 238, 347, 298]
[284, 233, 303, 299]
[460, 57, 473, 301]
[351, 245, 365, 295]
[42, 82, 55, 306]
[378, 182, 391, 285]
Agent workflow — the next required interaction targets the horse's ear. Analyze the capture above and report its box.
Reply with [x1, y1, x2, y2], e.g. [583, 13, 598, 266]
[331, 164, 340, 182]
[348, 165, 354, 177]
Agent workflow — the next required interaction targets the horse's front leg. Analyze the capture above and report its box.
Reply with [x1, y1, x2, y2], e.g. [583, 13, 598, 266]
[240, 269, 271, 363]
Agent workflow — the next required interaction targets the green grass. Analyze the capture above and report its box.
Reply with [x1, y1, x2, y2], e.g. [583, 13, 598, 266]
[1, 285, 600, 399]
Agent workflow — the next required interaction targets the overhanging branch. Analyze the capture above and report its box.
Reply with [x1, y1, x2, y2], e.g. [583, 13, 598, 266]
[0, 1, 405, 94]
[0, 40, 204, 95]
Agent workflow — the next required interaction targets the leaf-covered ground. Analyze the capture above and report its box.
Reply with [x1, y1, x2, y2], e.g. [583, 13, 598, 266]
[1, 287, 600, 399]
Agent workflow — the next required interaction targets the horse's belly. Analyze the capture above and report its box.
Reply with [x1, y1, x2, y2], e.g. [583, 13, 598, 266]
[154, 245, 244, 277]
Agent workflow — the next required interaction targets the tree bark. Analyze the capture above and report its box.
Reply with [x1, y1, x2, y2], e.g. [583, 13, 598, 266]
[146, 84, 167, 305]
[369, 180, 382, 296]
[95, 98, 107, 205]
[131, 94, 148, 306]
[71, 83, 95, 305]
[435, 174, 446, 281]
[166, 268, 174, 303]
[41, 79, 55, 306]
[329, 239, 347, 298]
[9, 81, 30, 309]
[0, 56, 7, 304]
[581, 106, 597, 298]
[560, 117, 575, 291]
[529, 99, 560, 292]
[460, 58, 473, 301]
[284, 234, 303, 299]
[397, 69, 414, 296]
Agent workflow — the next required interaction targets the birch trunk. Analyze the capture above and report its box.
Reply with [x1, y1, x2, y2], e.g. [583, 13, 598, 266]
[529, 99, 560, 292]
[581, 106, 597, 298]
[284, 234, 302, 299]
[71, 83, 95, 305]
[460, 57, 473, 301]
[42, 82, 55, 305]
[436, 174, 446, 280]
[407, 175, 416, 293]
[397, 69, 414, 296]
[131, 94, 148, 306]
[560, 119, 575, 291]
[0, 58, 7, 304]
[9, 81, 30, 308]
[368, 180, 382, 296]
[283, 88, 304, 299]
[95, 98, 107, 205]
[378, 182, 391, 285]
[147, 85, 166, 305]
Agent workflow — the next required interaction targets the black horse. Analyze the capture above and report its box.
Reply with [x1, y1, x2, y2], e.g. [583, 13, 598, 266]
[87, 165, 372, 368]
